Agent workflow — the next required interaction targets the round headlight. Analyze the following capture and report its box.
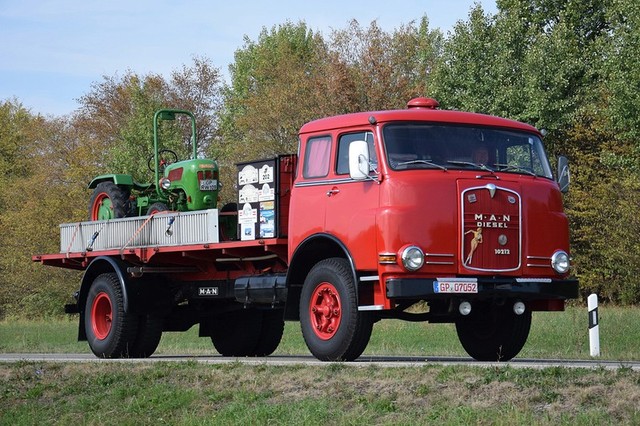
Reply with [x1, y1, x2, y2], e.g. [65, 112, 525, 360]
[401, 245, 424, 271]
[551, 250, 570, 274]
[160, 178, 171, 190]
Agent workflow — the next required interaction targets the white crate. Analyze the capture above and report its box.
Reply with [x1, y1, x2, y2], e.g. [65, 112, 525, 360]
[60, 209, 219, 253]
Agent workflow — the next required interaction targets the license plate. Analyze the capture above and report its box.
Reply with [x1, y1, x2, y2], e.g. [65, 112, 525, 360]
[433, 281, 478, 294]
[199, 179, 217, 191]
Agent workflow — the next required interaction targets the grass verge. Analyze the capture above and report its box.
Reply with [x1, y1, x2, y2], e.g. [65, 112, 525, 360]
[1, 361, 639, 425]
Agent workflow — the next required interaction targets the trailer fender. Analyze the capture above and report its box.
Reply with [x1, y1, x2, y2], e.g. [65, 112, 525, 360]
[76, 256, 131, 340]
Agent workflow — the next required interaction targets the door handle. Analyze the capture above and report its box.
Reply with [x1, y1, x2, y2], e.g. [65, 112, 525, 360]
[326, 188, 340, 197]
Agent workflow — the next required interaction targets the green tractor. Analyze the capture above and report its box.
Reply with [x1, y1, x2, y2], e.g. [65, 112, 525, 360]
[88, 109, 219, 220]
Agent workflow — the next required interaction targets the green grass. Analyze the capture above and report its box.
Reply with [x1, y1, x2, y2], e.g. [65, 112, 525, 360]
[1, 361, 639, 425]
[1, 305, 639, 360]
[1, 306, 639, 424]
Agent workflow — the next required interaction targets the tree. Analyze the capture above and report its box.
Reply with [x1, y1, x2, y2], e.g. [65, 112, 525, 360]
[330, 18, 443, 111]
[0, 106, 86, 319]
[77, 57, 224, 182]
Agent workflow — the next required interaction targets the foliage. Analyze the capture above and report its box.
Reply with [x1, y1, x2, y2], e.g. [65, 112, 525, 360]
[3, 1, 640, 318]
[76, 57, 223, 182]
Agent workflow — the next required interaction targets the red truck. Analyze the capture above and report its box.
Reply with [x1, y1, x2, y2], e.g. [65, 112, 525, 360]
[34, 98, 579, 362]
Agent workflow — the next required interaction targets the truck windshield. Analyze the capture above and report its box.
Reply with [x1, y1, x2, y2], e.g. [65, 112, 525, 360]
[383, 123, 553, 179]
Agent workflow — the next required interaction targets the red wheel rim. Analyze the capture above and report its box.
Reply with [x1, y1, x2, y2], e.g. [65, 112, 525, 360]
[309, 282, 342, 340]
[91, 292, 113, 340]
[90, 192, 112, 221]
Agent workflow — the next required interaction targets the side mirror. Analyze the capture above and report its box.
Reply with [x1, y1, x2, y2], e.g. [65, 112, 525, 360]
[557, 156, 570, 193]
[349, 140, 370, 180]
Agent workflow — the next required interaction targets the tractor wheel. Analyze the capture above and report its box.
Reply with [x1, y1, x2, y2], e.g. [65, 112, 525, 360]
[147, 202, 169, 215]
[84, 273, 139, 358]
[455, 301, 532, 361]
[299, 258, 373, 361]
[89, 182, 129, 221]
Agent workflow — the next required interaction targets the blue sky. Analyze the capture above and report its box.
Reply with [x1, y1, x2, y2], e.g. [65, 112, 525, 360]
[0, 0, 496, 117]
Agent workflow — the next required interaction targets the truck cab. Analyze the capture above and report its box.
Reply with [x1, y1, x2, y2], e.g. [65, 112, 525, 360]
[287, 98, 578, 361]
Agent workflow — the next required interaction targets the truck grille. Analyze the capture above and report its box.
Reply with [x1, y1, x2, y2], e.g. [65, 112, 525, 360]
[460, 183, 521, 272]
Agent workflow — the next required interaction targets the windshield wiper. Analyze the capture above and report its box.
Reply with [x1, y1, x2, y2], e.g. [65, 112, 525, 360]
[493, 163, 537, 177]
[395, 159, 448, 171]
[446, 160, 495, 173]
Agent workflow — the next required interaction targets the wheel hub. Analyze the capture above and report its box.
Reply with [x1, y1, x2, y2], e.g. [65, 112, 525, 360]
[309, 282, 342, 340]
[91, 292, 113, 340]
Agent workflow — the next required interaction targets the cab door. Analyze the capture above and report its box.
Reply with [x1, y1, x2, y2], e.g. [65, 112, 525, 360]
[324, 131, 380, 270]
[288, 135, 332, 256]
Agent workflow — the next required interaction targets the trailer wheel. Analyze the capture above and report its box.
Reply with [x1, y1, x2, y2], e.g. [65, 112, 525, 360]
[210, 309, 263, 356]
[84, 273, 139, 358]
[89, 182, 129, 221]
[253, 310, 285, 356]
[129, 315, 163, 358]
[455, 302, 532, 361]
[300, 258, 373, 361]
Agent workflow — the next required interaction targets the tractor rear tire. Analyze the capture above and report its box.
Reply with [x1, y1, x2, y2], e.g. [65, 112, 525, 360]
[89, 182, 130, 221]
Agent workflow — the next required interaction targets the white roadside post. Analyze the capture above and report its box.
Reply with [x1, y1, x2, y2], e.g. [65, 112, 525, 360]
[588, 293, 600, 357]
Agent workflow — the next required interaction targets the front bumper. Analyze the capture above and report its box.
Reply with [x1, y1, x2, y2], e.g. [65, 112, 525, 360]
[386, 277, 579, 300]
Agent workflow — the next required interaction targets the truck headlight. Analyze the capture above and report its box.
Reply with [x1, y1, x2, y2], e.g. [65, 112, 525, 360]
[401, 245, 424, 271]
[551, 250, 570, 274]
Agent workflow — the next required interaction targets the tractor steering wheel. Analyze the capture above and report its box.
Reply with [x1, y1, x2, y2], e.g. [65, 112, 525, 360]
[147, 149, 179, 173]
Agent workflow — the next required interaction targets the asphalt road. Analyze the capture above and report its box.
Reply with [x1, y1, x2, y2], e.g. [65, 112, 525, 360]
[1, 353, 638, 370]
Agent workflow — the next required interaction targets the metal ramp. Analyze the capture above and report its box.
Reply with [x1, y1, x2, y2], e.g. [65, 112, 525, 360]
[60, 209, 219, 253]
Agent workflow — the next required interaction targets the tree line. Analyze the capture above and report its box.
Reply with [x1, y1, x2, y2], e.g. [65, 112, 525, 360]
[1, 0, 638, 318]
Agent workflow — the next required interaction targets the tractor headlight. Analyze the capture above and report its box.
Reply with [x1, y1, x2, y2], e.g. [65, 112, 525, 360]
[160, 178, 171, 190]
[400, 245, 424, 271]
[551, 250, 570, 274]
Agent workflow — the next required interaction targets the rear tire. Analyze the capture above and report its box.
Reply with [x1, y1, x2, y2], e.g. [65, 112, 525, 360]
[89, 182, 129, 221]
[84, 273, 139, 358]
[300, 258, 373, 361]
[210, 309, 263, 357]
[455, 302, 532, 361]
[129, 315, 163, 358]
[253, 310, 285, 356]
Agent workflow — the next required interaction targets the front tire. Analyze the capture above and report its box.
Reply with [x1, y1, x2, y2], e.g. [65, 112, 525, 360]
[147, 202, 169, 215]
[455, 301, 532, 361]
[84, 273, 139, 358]
[299, 258, 373, 361]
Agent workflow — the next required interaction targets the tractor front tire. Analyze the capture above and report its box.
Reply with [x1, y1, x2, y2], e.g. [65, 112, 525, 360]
[89, 182, 129, 221]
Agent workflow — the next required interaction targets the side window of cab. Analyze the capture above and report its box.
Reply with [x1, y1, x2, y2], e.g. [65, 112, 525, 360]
[336, 131, 377, 175]
[303, 136, 332, 178]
